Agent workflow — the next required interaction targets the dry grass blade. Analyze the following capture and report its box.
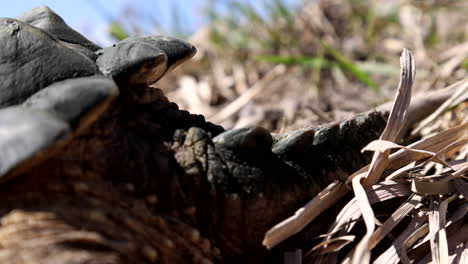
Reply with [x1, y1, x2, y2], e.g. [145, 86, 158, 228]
[362, 48, 415, 187]
[385, 161, 422, 181]
[369, 194, 424, 250]
[265, 122, 467, 251]
[410, 80, 468, 137]
[427, 137, 468, 168]
[209, 65, 286, 123]
[415, 221, 468, 264]
[385, 122, 468, 171]
[325, 182, 411, 240]
[452, 162, 468, 178]
[262, 181, 348, 249]
[350, 49, 414, 264]
[374, 211, 427, 264]
[438, 198, 449, 264]
[376, 80, 468, 130]
[428, 196, 449, 264]
[409, 200, 466, 250]
[306, 235, 355, 255]
[342, 194, 424, 264]
[349, 122, 468, 185]
[380, 48, 415, 143]
[384, 136, 468, 181]
[362, 139, 451, 168]
[411, 176, 456, 195]
[350, 175, 374, 264]
[413, 215, 468, 263]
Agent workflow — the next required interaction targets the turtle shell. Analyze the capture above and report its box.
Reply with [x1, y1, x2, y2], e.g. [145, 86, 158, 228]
[0, 7, 196, 181]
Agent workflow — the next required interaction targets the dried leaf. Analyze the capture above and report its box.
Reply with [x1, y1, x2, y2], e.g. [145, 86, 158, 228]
[452, 162, 468, 178]
[361, 49, 415, 187]
[348, 122, 468, 184]
[363, 139, 450, 168]
[307, 235, 355, 255]
[387, 122, 468, 170]
[326, 181, 411, 239]
[210, 65, 286, 123]
[341, 194, 424, 264]
[369, 194, 424, 249]
[351, 174, 374, 264]
[386, 161, 423, 181]
[262, 181, 348, 249]
[380, 48, 415, 142]
[411, 80, 468, 137]
[428, 196, 449, 264]
[374, 211, 427, 264]
[411, 176, 456, 195]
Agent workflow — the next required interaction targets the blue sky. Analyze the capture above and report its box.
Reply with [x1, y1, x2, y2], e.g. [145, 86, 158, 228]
[1, 0, 206, 45]
[1, 1, 299, 45]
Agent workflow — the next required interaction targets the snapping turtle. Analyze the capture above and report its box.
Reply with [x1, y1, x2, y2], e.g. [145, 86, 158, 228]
[0, 6, 455, 264]
[0, 8, 380, 263]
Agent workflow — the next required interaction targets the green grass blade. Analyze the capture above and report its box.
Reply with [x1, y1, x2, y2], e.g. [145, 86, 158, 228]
[109, 22, 129, 41]
[320, 41, 380, 92]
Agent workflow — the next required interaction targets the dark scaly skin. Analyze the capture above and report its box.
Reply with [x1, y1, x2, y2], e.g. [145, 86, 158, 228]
[0, 82, 386, 263]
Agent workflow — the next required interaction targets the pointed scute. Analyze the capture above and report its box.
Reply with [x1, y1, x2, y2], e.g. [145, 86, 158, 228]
[121, 36, 197, 70]
[96, 35, 196, 85]
[0, 18, 99, 107]
[0, 107, 70, 180]
[17, 6, 101, 52]
[23, 76, 119, 128]
[96, 41, 168, 85]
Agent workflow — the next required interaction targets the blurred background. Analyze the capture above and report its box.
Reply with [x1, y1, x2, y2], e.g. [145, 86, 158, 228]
[4, 0, 467, 131]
